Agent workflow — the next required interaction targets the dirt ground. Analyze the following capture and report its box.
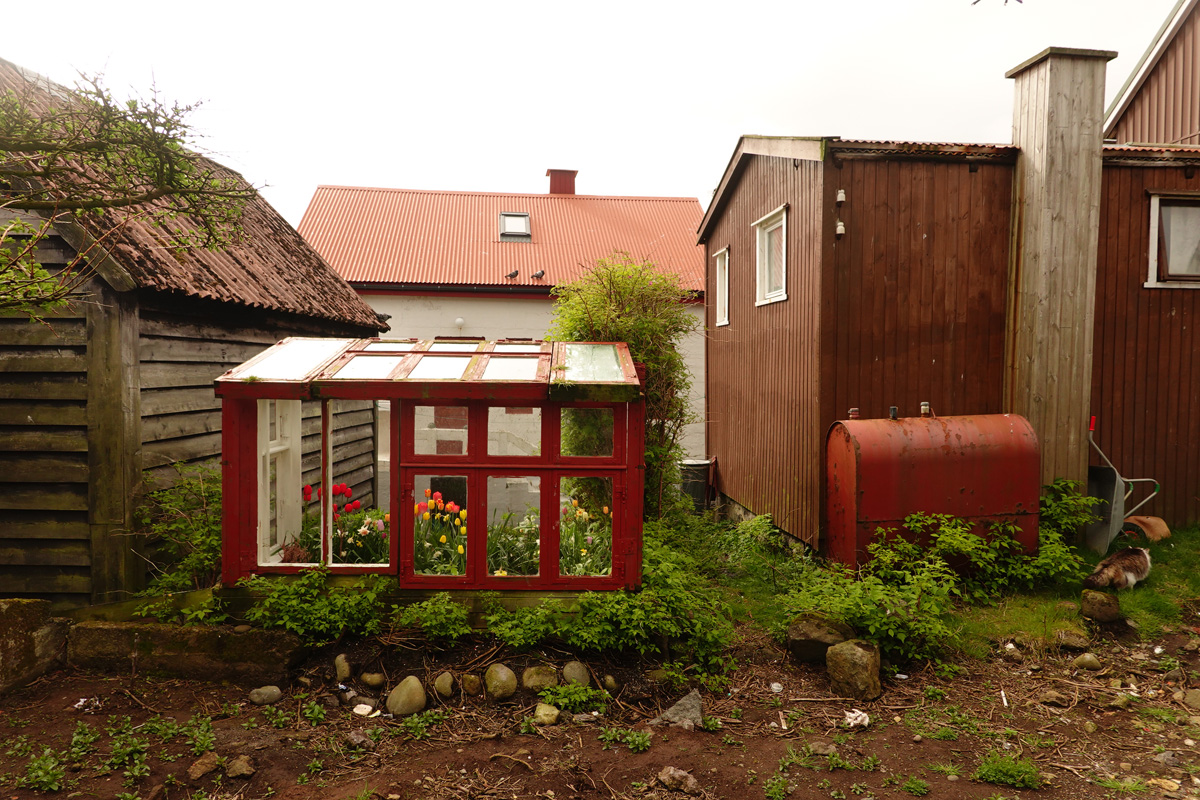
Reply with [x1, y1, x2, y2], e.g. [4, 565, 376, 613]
[2, 620, 1199, 800]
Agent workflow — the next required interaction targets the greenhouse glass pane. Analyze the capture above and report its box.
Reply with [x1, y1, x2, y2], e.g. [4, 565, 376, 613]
[364, 341, 416, 352]
[240, 338, 351, 381]
[482, 357, 539, 381]
[562, 344, 622, 382]
[330, 355, 404, 380]
[407, 356, 472, 380]
[429, 342, 481, 352]
[493, 343, 545, 353]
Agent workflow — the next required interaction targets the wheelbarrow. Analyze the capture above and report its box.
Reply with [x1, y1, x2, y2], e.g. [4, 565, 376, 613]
[1084, 416, 1161, 554]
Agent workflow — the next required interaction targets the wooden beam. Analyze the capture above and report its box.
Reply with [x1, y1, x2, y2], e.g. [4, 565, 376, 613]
[86, 284, 143, 603]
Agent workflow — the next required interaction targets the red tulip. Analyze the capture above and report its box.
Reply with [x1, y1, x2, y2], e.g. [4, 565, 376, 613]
[345, 486, 353, 499]
[432, 491, 443, 502]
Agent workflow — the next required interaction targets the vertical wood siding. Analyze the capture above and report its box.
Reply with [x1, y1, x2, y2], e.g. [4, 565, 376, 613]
[705, 155, 824, 543]
[1092, 164, 1200, 526]
[1110, 8, 1200, 145]
[828, 158, 1013, 425]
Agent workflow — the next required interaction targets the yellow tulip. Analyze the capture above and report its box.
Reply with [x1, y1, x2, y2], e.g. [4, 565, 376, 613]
[581, 548, 588, 555]
[457, 544, 464, 554]
[414, 503, 419, 515]
[496, 569, 508, 577]
[459, 509, 467, 520]
[439, 535, 447, 544]
[460, 526, 467, 536]
[571, 499, 578, 507]
[423, 512, 430, 520]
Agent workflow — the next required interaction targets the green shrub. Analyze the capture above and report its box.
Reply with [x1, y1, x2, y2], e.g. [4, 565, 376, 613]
[1039, 478, 1102, 540]
[18, 749, 65, 792]
[973, 751, 1041, 789]
[598, 727, 651, 753]
[135, 461, 223, 593]
[538, 684, 610, 714]
[547, 252, 698, 519]
[482, 594, 565, 650]
[392, 592, 472, 642]
[239, 568, 394, 645]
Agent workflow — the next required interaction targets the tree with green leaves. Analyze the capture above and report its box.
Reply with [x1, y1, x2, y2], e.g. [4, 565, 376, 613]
[547, 252, 698, 518]
[0, 68, 255, 318]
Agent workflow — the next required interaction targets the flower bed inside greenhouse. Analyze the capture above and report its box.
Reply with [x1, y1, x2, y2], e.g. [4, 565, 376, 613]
[214, 337, 645, 590]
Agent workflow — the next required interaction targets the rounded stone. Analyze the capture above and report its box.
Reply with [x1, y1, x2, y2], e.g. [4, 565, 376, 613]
[248, 685, 282, 706]
[825, 639, 882, 701]
[522, 665, 558, 692]
[461, 673, 483, 696]
[233, 624, 252, 634]
[334, 653, 353, 683]
[533, 702, 561, 726]
[1073, 652, 1103, 671]
[1081, 590, 1122, 623]
[603, 674, 620, 692]
[360, 672, 386, 689]
[386, 675, 427, 716]
[646, 668, 671, 685]
[562, 661, 591, 687]
[485, 663, 518, 700]
[434, 671, 456, 699]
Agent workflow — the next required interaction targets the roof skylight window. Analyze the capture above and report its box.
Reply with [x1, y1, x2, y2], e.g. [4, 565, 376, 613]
[499, 212, 531, 240]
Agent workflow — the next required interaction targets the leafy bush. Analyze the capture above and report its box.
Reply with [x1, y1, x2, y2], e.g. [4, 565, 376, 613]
[538, 684, 610, 714]
[18, 749, 65, 792]
[483, 595, 565, 650]
[135, 461, 222, 593]
[239, 568, 394, 645]
[973, 751, 1041, 789]
[392, 592, 472, 642]
[1039, 478, 1103, 540]
[547, 252, 698, 518]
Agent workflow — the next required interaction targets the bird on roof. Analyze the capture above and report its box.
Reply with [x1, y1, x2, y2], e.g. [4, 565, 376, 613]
[505, 269, 518, 279]
[531, 269, 545, 279]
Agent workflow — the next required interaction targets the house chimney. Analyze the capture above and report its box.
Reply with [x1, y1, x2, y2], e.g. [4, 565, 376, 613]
[1003, 47, 1116, 487]
[547, 169, 578, 195]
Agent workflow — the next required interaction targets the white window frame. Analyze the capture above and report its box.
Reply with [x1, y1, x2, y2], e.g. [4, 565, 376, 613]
[257, 399, 303, 565]
[713, 248, 729, 326]
[1147, 193, 1200, 289]
[753, 204, 788, 305]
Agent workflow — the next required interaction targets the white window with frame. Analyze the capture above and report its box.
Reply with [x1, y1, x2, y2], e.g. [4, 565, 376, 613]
[754, 204, 787, 305]
[257, 399, 307, 565]
[714, 248, 729, 326]
[1147, 194, 1200, 288]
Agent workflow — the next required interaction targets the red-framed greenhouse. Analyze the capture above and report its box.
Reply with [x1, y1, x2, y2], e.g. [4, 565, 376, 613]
[214, 337, 645, 590]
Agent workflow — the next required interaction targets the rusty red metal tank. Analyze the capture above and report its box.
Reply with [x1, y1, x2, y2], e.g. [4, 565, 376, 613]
[824, 413, 1040, 567]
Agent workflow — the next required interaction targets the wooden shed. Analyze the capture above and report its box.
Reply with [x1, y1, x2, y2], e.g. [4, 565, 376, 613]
[698, 48, 1200, 545]
[0, 58, 386, 609]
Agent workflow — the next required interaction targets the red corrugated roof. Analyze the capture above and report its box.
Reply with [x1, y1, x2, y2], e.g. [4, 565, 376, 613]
[298, 186, 705, 293]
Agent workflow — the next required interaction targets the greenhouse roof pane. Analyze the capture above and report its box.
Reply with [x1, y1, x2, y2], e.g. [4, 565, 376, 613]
[331, 355, 406, 380]
[482, 357, 539, 381]
[364, 341, 416, 352]
[562, 344, 623, 382]
[429, 342, 481, 352]
[235, 338, 352, 381]
[407, 355, 473, 380]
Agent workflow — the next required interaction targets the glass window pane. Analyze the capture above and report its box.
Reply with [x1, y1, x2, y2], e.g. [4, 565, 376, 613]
[493, 343, 544, 353]
[488, 406, 541, 456]
[258, 399, 314, 565]
[413, 476, 469, 576]
[482, 357, 539, 381]
[407, 355, 472, 380]
[560, 407, 614, 457]
[1160, 203, 1200, 276]
[562, 344, 623, 382]
[768, 224, 784, 294]
[558, 477, 613, 577]
[414, 405, 469, 456]
[364, 341, 416, 352]
[239, 338, 351, 381]
[486, 476, 541, 577]
[330, 355, 405, 380]
[327, 399, 387, 565]
[428, 343, 481, 352]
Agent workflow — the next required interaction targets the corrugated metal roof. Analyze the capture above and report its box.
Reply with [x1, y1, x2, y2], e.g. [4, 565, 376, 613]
[0, 57, 384, 333]
[298, 186, 705, 293]
[831, 138, 1017, 155]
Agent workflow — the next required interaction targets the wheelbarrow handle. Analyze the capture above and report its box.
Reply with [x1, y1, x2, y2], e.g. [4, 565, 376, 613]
[1089, 415, 1096, 432]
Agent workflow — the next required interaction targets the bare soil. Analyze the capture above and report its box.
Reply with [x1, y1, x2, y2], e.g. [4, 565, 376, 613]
[2, 621, 1199, 800]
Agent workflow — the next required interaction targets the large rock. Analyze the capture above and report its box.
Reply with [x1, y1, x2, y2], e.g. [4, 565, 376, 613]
[461, 673, 483, 696]
[386, 675, 427, 716]
[562, 661, 591, 687]
[0, 599, 70, 696]
[334, 654, 352, 682]
[1055, 627, 1090, 651]
[522, 665, 558, 692]
[657, 766, 701, 795]
[248, 686, 282, 706]
[226, 755, 256, 778]
[650, 689, 704, 730]
[485, 663, 518, 700]
[1081, 590, 1121, 623]
[786, 614, 855, 663]
[533, 703, 561, 726]
[826, 639, 881, 701]
[68, 621, 305, 684]
[434, 671, 455, 699]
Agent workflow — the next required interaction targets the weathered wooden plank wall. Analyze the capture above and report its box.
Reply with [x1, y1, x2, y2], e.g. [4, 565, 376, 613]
[827, 156, 1014, 425]
[1005, 50, 1113, 487]
[1092, 162, 1200, 526]
[705, 154, 824, 543]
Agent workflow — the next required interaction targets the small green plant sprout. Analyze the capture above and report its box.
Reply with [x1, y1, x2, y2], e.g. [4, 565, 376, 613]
[262, 705, 290, 729]
[931, 727, 958, 741]
[301, 701, 326, 726]
[1092, 775, 1147, 793]
[597, 727, 651, 754]
[928, 762, 961, 776]
[973, 751, 1041, 789]
[182, 715, 216, 755]
[537, 683, 610, 714]
[18, 749, 66, 793]
[900, 776, 931, 796]
[923, 686, 947, 701]
[700, 716, 723, 732]
[763, 773, 791, 800]
[396, 709, 448, 741]
[519, 717, 537, 735]
[68, 721, 101, 761]
[826, 751, 855, 771]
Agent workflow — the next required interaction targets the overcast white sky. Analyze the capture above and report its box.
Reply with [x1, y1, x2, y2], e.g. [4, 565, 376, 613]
[4, 0, 1181, 226]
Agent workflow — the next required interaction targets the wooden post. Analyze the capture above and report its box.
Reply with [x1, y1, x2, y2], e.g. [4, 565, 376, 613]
[86, 283, 142, 603]
[1004, 47, 1116, 486]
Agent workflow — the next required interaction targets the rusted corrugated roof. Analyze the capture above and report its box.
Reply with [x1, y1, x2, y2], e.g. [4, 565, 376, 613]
[298, 186, 705, 293]
[0, 57, 384, 332]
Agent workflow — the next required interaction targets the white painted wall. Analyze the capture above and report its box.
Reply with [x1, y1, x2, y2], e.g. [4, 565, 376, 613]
[363, 292, 706, 459]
